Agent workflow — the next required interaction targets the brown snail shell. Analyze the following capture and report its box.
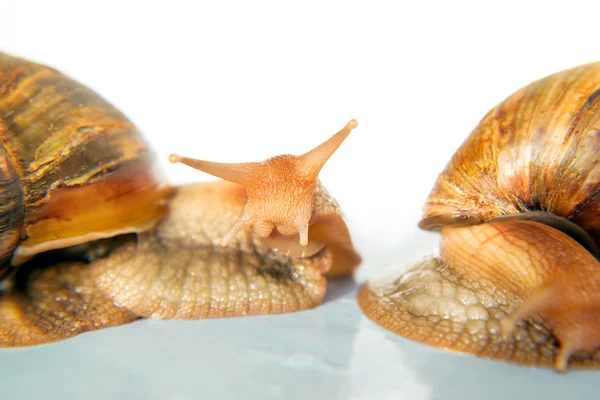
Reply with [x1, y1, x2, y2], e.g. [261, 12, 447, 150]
[359, 62, 600, 372]
[0, 53, 360, 346]
[0, 52, 170, 275]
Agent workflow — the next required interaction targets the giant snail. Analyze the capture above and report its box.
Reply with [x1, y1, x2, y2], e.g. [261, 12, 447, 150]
[0, 53, 360, 346]
[359, 62, 600, 373]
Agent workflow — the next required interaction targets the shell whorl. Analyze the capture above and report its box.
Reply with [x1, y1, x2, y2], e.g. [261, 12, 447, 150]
[0, 53, 169, 270]
[420, 62, 600, 246]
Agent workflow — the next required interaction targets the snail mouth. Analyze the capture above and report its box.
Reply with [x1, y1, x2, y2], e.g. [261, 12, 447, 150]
[261, 231, 326, 260]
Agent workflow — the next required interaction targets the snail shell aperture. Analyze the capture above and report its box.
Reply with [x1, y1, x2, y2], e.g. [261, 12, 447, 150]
[359, 62, 600, 372]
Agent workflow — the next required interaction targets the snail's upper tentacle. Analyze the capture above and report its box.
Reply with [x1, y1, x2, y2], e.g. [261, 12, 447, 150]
[170, 119, 358, 247]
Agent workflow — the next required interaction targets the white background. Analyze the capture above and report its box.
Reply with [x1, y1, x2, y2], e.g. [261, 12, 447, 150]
[2, 1, 600, 399]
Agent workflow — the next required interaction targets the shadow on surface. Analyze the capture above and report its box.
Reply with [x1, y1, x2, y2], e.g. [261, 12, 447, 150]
[323, 278, 359, 304]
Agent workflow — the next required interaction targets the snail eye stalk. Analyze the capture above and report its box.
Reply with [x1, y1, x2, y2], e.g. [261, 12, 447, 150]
[170, 119, 358, 247]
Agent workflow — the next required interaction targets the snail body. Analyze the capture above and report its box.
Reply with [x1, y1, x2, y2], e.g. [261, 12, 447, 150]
[0, 53, 360, 346]
[359, 62, 600, 371]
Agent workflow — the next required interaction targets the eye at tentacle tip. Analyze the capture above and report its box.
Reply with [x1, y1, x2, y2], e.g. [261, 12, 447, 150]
[168, 154, 183, 164]
[298, 119, 358, 177]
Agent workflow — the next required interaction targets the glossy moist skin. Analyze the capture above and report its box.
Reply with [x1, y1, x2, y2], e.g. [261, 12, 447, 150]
[360, 62, 600, 371]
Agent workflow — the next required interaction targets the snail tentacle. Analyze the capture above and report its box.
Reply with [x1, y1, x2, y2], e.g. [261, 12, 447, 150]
[168, 154, 266, 186]
[500, 285, 557, 337]
[171, 120, 358, 247]
[220, 214, 254, 247]
[298, 119, 358, 177]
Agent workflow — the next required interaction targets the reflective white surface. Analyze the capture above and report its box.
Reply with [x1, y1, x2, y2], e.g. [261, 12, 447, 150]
[3, 1, 600, 399]
[2, 233, 599, 400]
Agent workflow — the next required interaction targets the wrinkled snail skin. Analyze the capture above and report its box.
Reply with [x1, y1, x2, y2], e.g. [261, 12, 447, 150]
[359, 62, 600, 372]
[440, 221, 600, 372]
[0, 53, 360, 347]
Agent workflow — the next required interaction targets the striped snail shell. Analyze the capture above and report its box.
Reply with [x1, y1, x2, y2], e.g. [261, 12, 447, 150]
[0, 53, 169, 277]
[359, 62, 600, 372]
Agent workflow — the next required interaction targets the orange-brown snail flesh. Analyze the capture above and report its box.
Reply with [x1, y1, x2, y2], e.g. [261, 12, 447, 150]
[0, 53, 360, 346]
[359, 220, 600, 371]
[359, 62, 600, 372]
[168, 118, 361, 278]
[99, 122, 363, 318]
[90, 181, 335, 319]
[0, 261, 137, 347]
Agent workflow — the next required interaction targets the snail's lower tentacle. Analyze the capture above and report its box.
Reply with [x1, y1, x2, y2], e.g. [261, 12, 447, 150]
[501, 285, 557, 337]
[555, 341, 577, 373]
[220, 215, 253, 247]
